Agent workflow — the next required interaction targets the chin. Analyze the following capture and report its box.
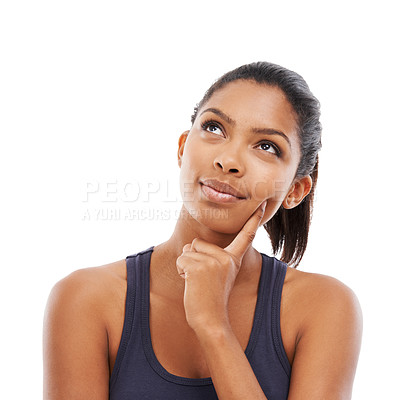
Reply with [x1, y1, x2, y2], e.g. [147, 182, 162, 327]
[182, 202, 248, 234]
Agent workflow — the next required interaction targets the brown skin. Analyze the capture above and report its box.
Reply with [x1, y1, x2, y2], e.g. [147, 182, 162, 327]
[43, 81, 363, 399]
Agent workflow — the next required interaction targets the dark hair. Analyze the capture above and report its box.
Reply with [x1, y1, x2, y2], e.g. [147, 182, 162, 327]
[191, 62, 322, 267]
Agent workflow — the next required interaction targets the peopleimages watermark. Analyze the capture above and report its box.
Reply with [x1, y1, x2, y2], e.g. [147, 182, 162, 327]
[82, 178, 289, 203]
[81, 207, 229, 221]
[82, 179, 181, 203]
[81, 178, 290, 221]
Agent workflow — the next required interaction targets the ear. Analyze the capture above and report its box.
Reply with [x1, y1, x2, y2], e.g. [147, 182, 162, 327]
[177, 131, 189, 168]
[282, 175, 313, 209]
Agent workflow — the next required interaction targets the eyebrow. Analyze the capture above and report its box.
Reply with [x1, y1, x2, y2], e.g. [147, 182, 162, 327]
[199, 107, 291, 148]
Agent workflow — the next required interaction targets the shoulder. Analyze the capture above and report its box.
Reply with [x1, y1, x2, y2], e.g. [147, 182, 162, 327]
[281, 266, 362, 355]
[47, 259, 127, 313]
[44, 259, 128, 344]
[43, 259, 127, 399]
[284, 267, 362, 325]
[45, 259, 129, 336]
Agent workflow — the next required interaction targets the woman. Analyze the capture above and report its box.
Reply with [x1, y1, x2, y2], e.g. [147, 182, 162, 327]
[43, 62, 362, 399]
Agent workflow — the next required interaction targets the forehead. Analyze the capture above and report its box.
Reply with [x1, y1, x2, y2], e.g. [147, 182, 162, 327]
[200, 80, 298, 138]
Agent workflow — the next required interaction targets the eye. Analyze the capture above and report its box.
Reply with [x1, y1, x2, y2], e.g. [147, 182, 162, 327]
[201, 120, 224, 136]
[257, 141, 280, 156]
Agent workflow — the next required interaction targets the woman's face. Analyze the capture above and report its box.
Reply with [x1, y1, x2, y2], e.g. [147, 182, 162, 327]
[178, 80, 306, 234]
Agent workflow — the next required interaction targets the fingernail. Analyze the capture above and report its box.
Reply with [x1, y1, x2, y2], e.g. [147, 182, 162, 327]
[261, 201, 267, 212]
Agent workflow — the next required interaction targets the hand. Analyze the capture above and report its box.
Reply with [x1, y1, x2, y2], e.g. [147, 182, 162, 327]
[176, 201, 267, 333]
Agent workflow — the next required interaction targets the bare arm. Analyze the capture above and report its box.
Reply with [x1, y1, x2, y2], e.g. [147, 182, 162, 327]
[43, 269, 110, 400]
[193, 274, 362, 400]
[287, 274, 363, 400]
[195, 324, 269, 400]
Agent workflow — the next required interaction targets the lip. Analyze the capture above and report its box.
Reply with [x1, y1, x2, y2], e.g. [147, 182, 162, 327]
[200, 178, 247, 203]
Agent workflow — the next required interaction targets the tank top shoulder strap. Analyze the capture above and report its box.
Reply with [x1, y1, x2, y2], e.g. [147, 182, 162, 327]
[256, 254, 290, 377]
[109, 246, 154, 389]
[269, 256, 291, 376]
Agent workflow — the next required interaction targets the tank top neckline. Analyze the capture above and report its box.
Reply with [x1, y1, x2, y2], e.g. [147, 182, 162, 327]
[140, 245, 269, 386]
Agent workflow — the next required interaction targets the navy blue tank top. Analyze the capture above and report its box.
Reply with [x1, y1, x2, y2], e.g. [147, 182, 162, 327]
[109, 246, 291, 400]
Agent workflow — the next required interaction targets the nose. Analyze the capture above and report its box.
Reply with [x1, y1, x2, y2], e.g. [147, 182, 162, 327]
[213, 145, 245, 176]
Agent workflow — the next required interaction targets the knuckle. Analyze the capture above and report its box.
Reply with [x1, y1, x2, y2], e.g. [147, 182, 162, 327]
[247, 231, 256, 242]
[212, 258, 221, 268]
[221, 253, 232, 266]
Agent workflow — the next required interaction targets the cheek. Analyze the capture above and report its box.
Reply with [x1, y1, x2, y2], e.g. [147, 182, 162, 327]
[179, 166, 196, 203]
[179, 143, 205, 202]
[252, 170, 294, 202]
[180, 137, 205, 172]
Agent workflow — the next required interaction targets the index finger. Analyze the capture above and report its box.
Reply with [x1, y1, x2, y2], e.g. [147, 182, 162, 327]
[224, 200, 267, 262]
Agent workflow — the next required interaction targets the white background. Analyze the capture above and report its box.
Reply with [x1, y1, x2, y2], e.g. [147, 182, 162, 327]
[1, 0, 399, 398]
